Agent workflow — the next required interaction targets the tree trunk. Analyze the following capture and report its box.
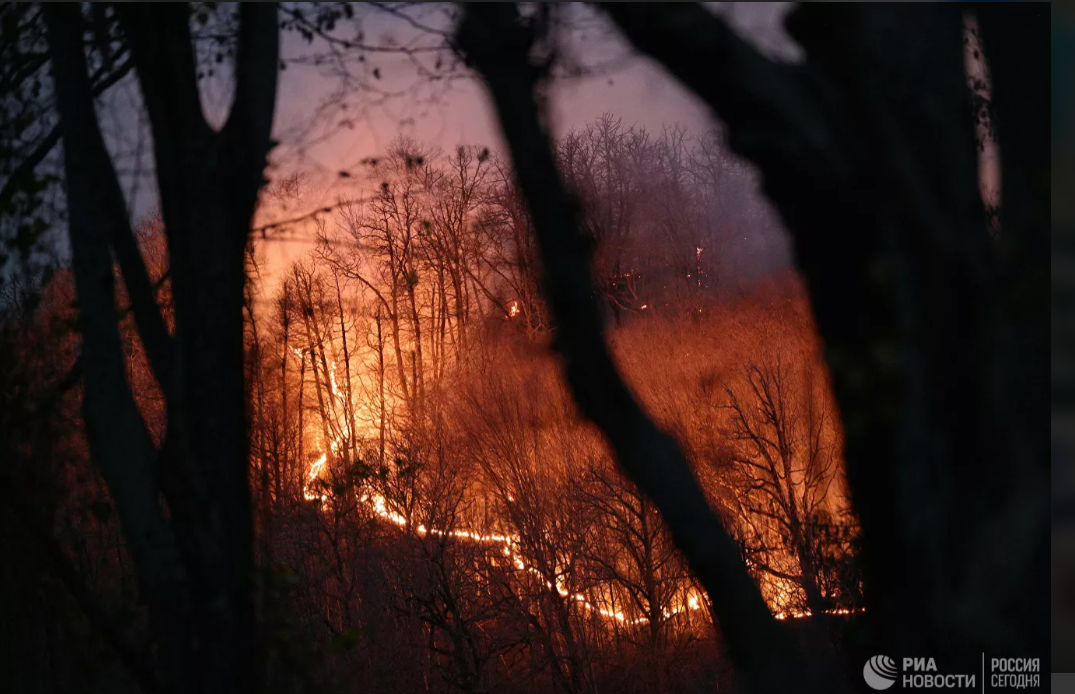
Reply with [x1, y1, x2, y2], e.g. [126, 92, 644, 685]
[45, 4, 278, 692]
[457, 6, 818, 694]
[601, 0, 1048, 667]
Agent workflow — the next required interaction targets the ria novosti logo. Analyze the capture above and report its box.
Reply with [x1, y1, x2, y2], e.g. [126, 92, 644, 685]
[862, 654, 1039, 690]
[863, 655, 898, 690]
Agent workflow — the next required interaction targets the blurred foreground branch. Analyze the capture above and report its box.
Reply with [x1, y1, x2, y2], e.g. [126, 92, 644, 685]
[457, 5, 823, 694]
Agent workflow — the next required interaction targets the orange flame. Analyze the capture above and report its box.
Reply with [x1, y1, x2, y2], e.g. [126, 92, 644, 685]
[296, 349, 860, 626]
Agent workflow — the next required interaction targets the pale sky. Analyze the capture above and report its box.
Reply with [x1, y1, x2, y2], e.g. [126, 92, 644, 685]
[16, 3, 999, 315]
[266, 3, 799, 169]
[85, 4, 801, 297]
[246, 3, 801, 294]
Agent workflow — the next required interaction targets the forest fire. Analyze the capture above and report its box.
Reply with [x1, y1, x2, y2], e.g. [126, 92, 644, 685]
[304, 426, 712, 626]
[0, 2, 1044, 691]
[230, 126, 867, 690]
[2, 3, 1048, 693]
[297, 341, 855, 624]
[1, 120, 867, 694]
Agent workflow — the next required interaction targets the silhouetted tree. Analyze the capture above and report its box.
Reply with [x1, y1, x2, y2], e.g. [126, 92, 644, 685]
[43, 4, 278, 692]
[459, 2, 1047, 692]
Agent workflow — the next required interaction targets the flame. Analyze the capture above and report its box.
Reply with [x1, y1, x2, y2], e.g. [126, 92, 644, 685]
[773, 607, 858, 621]
[508, 300, 520, 318]
[304, 453, 329, 502]
[294, 347, 860, 627]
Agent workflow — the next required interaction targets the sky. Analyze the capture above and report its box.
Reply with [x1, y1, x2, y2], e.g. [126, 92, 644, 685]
[39, 3, 997, 305]
[267, 4, 801, 168]
[241, 3, 802, 293]
[23, 3, 800, 303]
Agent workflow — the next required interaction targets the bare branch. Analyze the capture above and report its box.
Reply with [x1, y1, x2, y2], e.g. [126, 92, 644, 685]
[457, 5, 816, 693]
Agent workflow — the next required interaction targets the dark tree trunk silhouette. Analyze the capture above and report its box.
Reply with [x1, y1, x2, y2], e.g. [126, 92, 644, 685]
[457, 6, 820, 694]
[600, 1, 1048, 670]
[24, 3, 1046, 692]
[460, 1, 1047, 692]
[44, 4, 278, 693]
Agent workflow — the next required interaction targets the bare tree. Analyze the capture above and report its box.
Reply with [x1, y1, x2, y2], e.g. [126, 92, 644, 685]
[476, 160, 549, 334]
[720, 360, 847, 618]
[572, 462, 694, 693]
[600, 1, 1048, 667]
[457, 6, 818, 694]
[557, 115, 649, 324]
[43, 4, 278, 692]
[381, 445, 517, 694]
[462, 359, 601, 694]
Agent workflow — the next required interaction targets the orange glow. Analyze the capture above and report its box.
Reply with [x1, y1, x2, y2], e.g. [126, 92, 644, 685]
[297, 349, 855, 626]
[298, 354, 710, 625]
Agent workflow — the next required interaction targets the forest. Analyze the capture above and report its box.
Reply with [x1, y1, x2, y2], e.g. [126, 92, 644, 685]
[4, 117, 862, 693]
[0, 4, 1049, 694]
